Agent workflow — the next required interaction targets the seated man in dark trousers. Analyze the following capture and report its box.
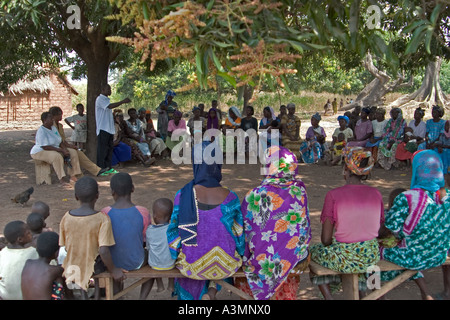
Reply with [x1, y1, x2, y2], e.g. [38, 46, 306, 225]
[95, 84, 131, 175]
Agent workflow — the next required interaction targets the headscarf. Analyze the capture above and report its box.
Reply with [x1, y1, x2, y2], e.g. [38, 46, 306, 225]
[362, 107, 371, 115]
[138, 107, 147, 114]
[165, 90, 176, 105]
[261, 145, 299, 186]
[261, 106, 277, 126]
[242, 145, 311, 300]
[382, 108, 405, 139]
[227, 106, 242, 126]
[410, 149, 445, 192]
[113, 109, 123, 117]
[312, 112, 322, 122]
[173, 110, 182, 118]
[343, 147, 374, 176]
[445, 120, 450, 138]
[337, 115, 350, 125]
[207, 108, 219, 129]
[178, 141, 222, 246]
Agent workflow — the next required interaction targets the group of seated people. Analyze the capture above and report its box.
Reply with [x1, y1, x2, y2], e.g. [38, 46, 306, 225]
[298, 104, 449, 177]
[4, 136, 450, 300]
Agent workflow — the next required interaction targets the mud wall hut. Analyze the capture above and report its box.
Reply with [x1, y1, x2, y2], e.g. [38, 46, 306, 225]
[0, 72, 78, 123]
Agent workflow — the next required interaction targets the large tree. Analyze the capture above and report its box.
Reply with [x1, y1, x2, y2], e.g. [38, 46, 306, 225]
[1, 0, 135, 159]
[108, 0, 447, 111]
[341, 0, 450, 110]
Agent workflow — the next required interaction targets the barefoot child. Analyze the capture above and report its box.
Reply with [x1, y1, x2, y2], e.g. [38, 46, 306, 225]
[101, 172, 151, 296]
[0, 221, 38, 299]
[21, 231, 65, 300]
[59, 176, 126, 299]
[141, 198, 176, 299]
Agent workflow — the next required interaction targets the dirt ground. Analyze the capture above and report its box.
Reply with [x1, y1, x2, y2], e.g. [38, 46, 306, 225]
[0, 119, 447, 301]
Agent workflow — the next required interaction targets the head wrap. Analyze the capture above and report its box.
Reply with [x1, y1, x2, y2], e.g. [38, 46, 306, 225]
[207, 108, 219, 129]
[138, 107, 147, 113]
[411, 150, 445, 192]
[337, 115, 350, 125]
[113, 109, 123, 117]
[312, 112, 322, 122]
[165, 90, 176, 104]
[263, 145, 299, 180]
[228, 106, 242, 126]
[390, 107, 402, 117]
[178, 141, 222, 246]
[173, 110, 182, 118]
[362, 107, 371, 115]
[192, 106, 200, 112]
[343, 147, 374, 176]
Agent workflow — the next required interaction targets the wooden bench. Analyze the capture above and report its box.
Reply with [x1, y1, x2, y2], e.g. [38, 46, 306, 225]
[93, 266, 253, 300]
[93, 255, 450, 300]
[309, 257, 450, 300]
[34, 160, 52, 185]
[93, 262, 308, 301]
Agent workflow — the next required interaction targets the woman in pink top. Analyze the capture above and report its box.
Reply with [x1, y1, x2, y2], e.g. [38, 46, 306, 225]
[165, 110, 187, 152]
[310, 147, 384, 300]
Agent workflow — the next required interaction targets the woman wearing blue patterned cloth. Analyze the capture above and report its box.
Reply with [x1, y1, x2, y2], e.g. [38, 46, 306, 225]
[379, 149, 450, 300]
[299, 113, 327, 164]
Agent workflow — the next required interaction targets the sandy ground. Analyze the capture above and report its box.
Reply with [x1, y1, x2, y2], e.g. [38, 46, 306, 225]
[0, 114, 448, 301]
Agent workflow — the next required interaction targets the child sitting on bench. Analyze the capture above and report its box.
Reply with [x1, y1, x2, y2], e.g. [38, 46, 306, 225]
[141, 198, 176, 299]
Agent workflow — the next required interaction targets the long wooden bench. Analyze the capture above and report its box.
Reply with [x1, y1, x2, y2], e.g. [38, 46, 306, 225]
[94, 257, 450, 300]
[94, 267, 253, 300]
[309, 257, 450, 300]
[93, 262, 308, 301]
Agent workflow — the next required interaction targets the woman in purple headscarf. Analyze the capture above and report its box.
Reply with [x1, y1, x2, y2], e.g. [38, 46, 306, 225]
[167, 141, 245, 300]
[236, 146, 311, 300]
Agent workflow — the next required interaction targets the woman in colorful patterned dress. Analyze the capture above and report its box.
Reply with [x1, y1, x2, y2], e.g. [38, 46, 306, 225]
[379, 149, 450, 300]
[237, 146, 311, 300]
[167, 141, 245, 300]
[299, 113, 327, 164]
[377, 108, 406, 170]
[309, 147, 384, 300]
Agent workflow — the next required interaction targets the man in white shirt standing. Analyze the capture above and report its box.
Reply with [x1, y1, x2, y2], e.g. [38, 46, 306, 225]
[95, 84, 131, 174]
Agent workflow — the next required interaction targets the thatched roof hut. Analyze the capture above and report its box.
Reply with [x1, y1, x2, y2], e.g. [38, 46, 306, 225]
[0, 72, 78, 123]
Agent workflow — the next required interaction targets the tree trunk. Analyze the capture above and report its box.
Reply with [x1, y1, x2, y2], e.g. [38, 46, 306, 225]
[341, 53, 413, 111]
[84, 61, 109, 161]
[243, 84, 253, 114]
[388, 57, 449, 110]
